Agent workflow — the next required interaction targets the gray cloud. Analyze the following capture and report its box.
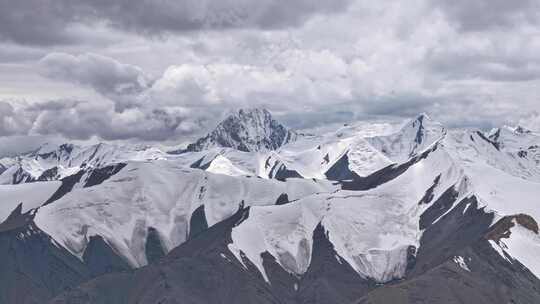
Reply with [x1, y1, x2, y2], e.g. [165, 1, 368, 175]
[0, 43, 45, 63]
[38, 53, 150, 98]
[0, 1, 78, 45]
[83, 0, 351, 32]
[431, 0, 540, 32]
[0, 102, 33, 136]
[0, 99, 219, 141]
[0, 0, 351, 45]
[425, 43, 540, 82]
[1, 0, 540, 143]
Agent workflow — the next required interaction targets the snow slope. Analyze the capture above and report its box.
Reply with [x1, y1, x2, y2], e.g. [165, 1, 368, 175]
[0, 181, 60, 222]
[226, 116, 540, 283]
[229, 141, 465, 282]
[443, 129, 540, 221]
[35, 159, 335, 267]
[495, 224, 540, 279]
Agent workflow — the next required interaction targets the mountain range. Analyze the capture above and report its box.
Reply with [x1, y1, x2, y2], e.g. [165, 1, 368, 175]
[1, 108, 540, 304]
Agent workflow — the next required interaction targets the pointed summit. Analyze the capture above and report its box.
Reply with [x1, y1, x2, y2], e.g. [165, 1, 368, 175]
[486, 124, 538, 152]
[413, 112, 431, 122]
[400, 112, 445, 145]
[366, 113, 445, 162]
[182, 108, 297, 153]
[409, 113, 429, 145]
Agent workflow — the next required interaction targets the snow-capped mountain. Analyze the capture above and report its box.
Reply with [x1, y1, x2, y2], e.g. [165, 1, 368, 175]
[366, 113, 446, 162]
[1, 110, 540, 304]
[489, 125, 540, 169]
[176, 108, 297, 153]
[0, 142, 166, 185]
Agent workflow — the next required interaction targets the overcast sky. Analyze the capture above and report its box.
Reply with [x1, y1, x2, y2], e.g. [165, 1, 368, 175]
[0, 0, 539, 147]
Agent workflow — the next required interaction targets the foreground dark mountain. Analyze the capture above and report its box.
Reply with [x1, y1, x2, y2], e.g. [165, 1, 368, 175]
[48, 181, 540, 304]
[1, 111, 539, 304]
[0, 205, 131, 304]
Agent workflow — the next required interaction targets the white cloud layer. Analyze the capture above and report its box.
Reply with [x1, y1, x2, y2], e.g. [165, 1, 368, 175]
[0, 0, 539, 142]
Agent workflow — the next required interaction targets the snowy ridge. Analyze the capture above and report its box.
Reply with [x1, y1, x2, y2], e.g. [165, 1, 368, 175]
[35, 159, 335, 267]
[0, 142, 166, 185]
[228, 140, 466, 282]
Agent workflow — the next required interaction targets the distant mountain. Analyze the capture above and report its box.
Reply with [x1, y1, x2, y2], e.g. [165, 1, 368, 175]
[366, 113, 446, 162]
[175, 108, 297, 153]
[0, 142, 165, 185]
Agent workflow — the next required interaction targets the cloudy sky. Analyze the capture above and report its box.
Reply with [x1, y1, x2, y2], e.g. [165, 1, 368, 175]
[1, 0, 539, 148]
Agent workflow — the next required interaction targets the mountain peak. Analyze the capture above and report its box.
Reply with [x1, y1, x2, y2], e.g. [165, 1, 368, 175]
[500, 124, 532, 135]
[413, 112, 431, 122]
[409, 112, 441, 128]
[366, 113, 446, 162]
[182, 108, 296, 153]
[237, 107, 271, 116]
[403, 113, 444, 145]
[514, 125, 532, 134]
[30, 142, 77, 157]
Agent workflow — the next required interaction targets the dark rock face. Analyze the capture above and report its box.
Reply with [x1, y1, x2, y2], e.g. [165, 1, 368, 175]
[413, 195, 494, 276]
[83, 236, 131, 277]
[11, 166, 36, 184]
[354, 195, 540, 304]
[356, 244, 540, 304]
[268, 162, 303, 181]
[418, 185, 459, 229]
[189, 156, 213, 170]
[188, 205, 209, 240]
[486, 214, 539, 242]
[418, 174, 441, 205]
[145, 227, 166, 264]
[0, 207, 90, 304]
[356, 241, 540, 304]
[264, 155, 303, 181]
[412, 114, 426, 145]
[341, 144, 438, 191]
[37, 167, 61, 181]
[174, 109, 296, 153]
[275, 193, 289, 205]
[324, 152, 357, 181]
[84, 163, 127, 188]
[43, 170, 86, 206]
[477, 130, 501, 150]
[44, 163, 127, 206]
[296, 224, 374, 304]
